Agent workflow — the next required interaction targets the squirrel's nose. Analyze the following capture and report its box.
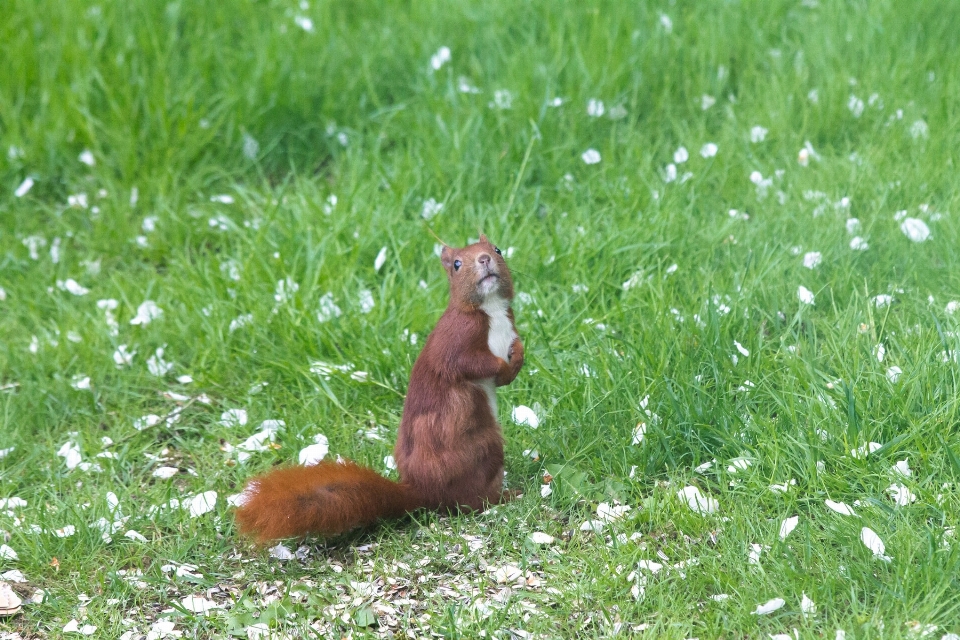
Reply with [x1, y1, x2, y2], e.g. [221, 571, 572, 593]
[477, 253, 492, 267]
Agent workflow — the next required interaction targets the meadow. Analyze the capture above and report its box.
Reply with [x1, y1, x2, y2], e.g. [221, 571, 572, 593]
[2, 0, 960, 637]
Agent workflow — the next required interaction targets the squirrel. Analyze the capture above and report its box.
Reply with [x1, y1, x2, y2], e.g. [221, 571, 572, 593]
[234, 235, 525, 543]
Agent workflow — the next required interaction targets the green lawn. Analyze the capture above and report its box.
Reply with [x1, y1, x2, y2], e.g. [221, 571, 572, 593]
[2, 0, 960, 637]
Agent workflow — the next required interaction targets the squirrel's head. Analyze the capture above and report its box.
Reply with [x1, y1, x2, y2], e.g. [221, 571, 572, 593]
[440, 234, 514, 307]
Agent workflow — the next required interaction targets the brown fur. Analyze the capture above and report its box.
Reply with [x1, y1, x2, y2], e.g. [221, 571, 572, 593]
[234, 235, 524, 543]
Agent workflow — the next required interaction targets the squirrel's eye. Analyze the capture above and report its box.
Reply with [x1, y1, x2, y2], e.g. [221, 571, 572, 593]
[494, 247, 502, 256]
[453, 260, 462, 271]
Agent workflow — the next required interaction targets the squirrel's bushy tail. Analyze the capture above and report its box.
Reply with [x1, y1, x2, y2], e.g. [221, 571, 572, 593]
[234, 460, 419, 543]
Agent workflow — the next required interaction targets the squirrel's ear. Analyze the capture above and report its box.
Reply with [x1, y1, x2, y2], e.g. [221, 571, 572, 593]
[479, 233, 489, 244]
[440, 245, 454, 269]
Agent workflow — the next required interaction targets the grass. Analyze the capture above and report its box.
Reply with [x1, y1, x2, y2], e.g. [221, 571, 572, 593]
[2, 0, 960, 637]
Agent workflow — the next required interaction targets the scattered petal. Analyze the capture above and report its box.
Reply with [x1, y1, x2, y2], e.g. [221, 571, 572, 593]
[0, 544, 18, 560]
[700, 142, 718, 158]
[850, 442, 883, 459]
[528, 532, 554, 545]
[130, 300, 162, 325]
[860, 527, 892, 561]
[269, 544, 295, 561]
[317, 292, 342, 322]
[797, 285, 816, 306]
[801, 592, 817, 617]
[181, 595, 221, 614]
[752, 598, 785, 615]
[581, 148, 601, 165]
[219, 409, 248, 428]
[779, 516, 799, 541]
[677, 486, 718, 514]
[15, 177, 34, 198]
[299, 434, 329, 466]
[58, 279, 90, 296]
[429, 46, 451, 71]
[886, 366, 903, 383]
[887, 483, 917, 506]
[825, 500, 858, 516]
[78, 150, 96, 167]
[511, 405, 539, 429]
[900, 218, 931, 242]
[850, 236, 869, 251]
[187, 491, 217, 518]
[802, 252, 822, 269]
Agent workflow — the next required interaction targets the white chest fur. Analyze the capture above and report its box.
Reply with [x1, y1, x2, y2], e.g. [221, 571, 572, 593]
[481, 296, 516, 360]
[477, 297, 516, 417]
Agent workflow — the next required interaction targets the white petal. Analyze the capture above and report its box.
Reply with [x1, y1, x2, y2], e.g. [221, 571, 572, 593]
[269, 544, 294, 561]
[298, 435, 329, 466]
[187, 491, 217, 517]
[751, 597, 785, 615]
[825, 500, 858, 516]
[860, 527, 891, 561]
[900, 217, 931, 242]
[798, 285, 815, 305]
[779, 516, 799, 541]
[801, 592, 817, 617]
[677, 486, 718, 514]
[581, 148, 602, 165]
[511, 405, 539, 428]
[528, 532, 554, 545]
[181, 595, 221, 614]
[374, 246, 388, 272]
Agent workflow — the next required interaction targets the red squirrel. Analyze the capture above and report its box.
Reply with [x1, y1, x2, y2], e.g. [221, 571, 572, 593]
[234, 235, 524, 543]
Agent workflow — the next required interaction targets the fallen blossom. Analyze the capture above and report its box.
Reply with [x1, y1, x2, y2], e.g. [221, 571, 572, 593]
[803, 251, 822, 269]
[700, 142, 718, 158]
[152, 466, 179, 479]
[58, 279, 90, 296]
[384, 455, 397, 471]
[15, 177, 34, 198]
[298, 434, 329, 466]
[850, 236, 869, 251]
[798, 285, 815, 305]
[851, 442, 882, 459]
[528, 532, 554, 545]
[779, 516, 799, 541]
[147, 348, 174, 376]
[511, 405, 539, 428]
[861, 527, 892, 561]
[0, 544, 18, 560]
[801, 592, 817, 617]
[187, 491, 217, 518]
[57, 441, 83, 470]
[677, 486, 718, 514]
[317, 292, 342, 322]
[887, 483, 917, 506]
[750, 126, 768, 143]
[113, 344, 136, 367]
[124, 530, 147, 542]
[581, 148, 601, 165]
[752, 598, 784, 615]
[900, 218, 931, 242]
[886, 366, 903, 383]
[769, 479, 797, 493]
[130, 300, 162, 325]
[269, 544, 295, 561]
[78, 149, 95, 166]
[181, 595, 221, 614]
[825, 500, 858, 516]
[219, 409, 248, 428]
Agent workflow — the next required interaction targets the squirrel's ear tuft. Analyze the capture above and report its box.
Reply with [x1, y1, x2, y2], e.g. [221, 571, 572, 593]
[479, 233, 489, 245]
[440, 245, 454, 269]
